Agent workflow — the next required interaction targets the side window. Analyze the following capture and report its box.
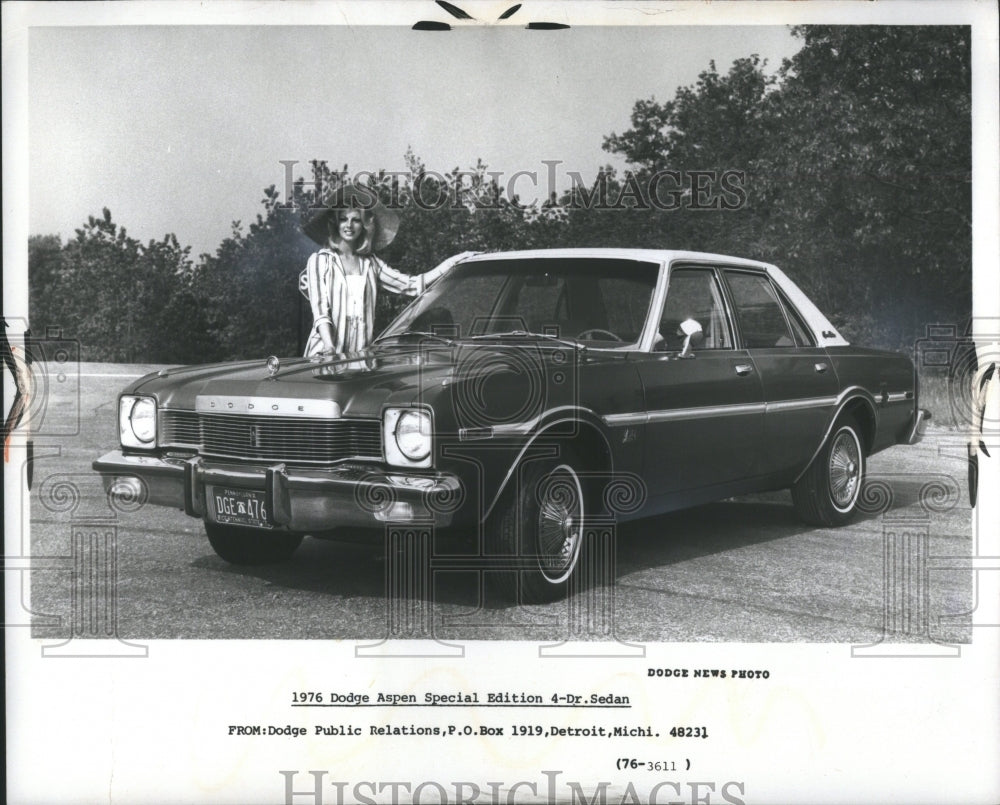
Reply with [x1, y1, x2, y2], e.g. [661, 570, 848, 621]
[775, 287, 816, 347]
[723, 271, 795, 348]
[658, 268, 733, 351]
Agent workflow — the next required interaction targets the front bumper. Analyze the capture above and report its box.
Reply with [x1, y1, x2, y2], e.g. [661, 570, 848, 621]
[92, 451, 462, 531]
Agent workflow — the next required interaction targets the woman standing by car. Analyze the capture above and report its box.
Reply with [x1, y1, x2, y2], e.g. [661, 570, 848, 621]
[299, 183, 472, 356]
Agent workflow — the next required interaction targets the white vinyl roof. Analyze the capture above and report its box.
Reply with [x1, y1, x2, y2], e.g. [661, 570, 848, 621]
[464, 247, 770, 269]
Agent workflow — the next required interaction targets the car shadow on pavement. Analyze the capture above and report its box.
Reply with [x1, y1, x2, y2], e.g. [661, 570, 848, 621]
[191, 539, 393, 594]
[188, 500, 813, 610]
[188, 475, 964, 619]
[856, 474, 968, 516]
[615, 499, 808, 573]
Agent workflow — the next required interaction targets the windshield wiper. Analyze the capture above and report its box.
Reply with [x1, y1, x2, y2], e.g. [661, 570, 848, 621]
[468, 330, 585, 350]
[372, 330, 456, 346]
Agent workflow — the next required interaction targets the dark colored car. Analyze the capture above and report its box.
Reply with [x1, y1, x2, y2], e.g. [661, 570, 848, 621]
[94, 249, 929, 601]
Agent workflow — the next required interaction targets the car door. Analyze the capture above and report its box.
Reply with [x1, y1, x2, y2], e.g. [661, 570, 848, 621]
[633, 265, 766, 496]
[720, 269, 841, 477]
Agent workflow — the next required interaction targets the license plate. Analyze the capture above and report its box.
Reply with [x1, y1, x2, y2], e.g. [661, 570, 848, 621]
[209, 487, 272, 529]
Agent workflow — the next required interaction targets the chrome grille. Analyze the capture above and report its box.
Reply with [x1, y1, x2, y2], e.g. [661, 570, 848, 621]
[159, 410, 381, 464]
[161, 411, 201, 445]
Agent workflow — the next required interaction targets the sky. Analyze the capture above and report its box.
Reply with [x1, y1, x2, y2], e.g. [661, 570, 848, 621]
[28, 23, 800, 256]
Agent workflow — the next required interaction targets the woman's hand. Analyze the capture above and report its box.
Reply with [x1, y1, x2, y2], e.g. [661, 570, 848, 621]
[444, 250, 479, 267]
[317, 320, 337, 354]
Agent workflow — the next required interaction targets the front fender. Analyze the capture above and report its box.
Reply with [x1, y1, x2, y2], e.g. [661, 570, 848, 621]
[474, 406, 614, 521]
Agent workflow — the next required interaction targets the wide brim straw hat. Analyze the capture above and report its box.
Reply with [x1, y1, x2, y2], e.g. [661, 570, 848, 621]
[302, 182, 400, 251]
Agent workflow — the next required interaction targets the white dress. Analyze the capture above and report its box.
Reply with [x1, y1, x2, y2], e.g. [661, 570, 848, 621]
[342, 273, 368, 354]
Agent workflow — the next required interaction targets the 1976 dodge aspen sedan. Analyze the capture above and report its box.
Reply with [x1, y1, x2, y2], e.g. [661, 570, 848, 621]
[94, 249, 929, 601]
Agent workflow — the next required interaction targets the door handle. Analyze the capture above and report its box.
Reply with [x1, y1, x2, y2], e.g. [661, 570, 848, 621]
[814, 362, 829, 374]
[735, 364, 753, 376]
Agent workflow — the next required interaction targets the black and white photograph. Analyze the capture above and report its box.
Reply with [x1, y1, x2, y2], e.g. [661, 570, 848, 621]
[4, 2, 999, 803]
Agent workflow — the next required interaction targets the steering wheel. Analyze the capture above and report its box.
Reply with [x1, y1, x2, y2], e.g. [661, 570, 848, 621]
[576, 328, 625, 343]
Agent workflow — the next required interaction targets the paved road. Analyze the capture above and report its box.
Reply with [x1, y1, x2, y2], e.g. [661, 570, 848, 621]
[24, 364, 973, 644]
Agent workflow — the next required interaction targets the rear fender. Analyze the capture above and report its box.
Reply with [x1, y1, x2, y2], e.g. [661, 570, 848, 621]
[793, 387, 878, 484]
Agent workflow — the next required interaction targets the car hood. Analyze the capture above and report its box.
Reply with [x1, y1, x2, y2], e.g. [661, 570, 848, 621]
[129, 342, 613, 420]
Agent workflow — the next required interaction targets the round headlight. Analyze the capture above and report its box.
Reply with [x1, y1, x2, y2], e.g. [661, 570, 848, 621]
[394, 410, 431, 461]
[129, 398, 157, 444]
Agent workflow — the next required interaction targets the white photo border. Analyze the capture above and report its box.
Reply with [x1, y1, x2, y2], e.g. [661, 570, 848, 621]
[4, 2, 998, 804]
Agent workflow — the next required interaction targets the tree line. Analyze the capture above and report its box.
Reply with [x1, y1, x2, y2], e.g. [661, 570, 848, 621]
[29, 26, 970, 362]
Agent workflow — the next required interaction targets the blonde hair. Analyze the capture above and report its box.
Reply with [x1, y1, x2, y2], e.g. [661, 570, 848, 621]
[327, 207, 376, 256]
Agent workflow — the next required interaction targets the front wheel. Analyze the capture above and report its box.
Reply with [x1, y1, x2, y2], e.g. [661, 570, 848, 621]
[204, 522, 303, 565]
[792, 417, 866, 527]
[487, 456, 587, 603]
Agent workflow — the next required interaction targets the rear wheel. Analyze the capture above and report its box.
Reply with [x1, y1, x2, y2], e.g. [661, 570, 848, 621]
[792, 416, 866, 527]
[204, 522, 303, 565]
[487, 456, 586, 603]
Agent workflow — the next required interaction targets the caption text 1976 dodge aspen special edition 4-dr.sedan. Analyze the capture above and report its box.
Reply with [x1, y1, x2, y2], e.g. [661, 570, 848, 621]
[94, 249, 929, 601]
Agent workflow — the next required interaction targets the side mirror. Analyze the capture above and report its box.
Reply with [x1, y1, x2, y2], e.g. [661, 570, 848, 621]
[677, 318, 704, 359]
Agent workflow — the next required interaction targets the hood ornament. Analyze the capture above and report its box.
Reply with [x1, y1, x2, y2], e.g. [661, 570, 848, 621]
[266, 356, 280, 377]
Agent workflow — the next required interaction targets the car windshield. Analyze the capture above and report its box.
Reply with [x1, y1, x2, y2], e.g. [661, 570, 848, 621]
[379, 257, 660, 347]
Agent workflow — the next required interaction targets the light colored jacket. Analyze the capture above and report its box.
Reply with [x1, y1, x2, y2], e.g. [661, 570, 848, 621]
[299, 250, 465, 356]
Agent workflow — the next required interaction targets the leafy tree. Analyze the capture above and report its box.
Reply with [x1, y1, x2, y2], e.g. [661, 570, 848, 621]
[140, 233, 214, 363]
[604, 56, 777, 175]
[27, 234, 66, 337]
[194, 186, 314, 359]
[29, 27, 970, 362]
[61, 209, 144, 361]
[30, 211, 216, 362]
[603, 27, 971, 351]
[599, 57, 779, 257]
[756, 26, 971, 347]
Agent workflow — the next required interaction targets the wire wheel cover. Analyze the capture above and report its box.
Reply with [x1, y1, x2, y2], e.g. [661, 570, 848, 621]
[829, 429, 861, 510]
[535, 465, 584, 582]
